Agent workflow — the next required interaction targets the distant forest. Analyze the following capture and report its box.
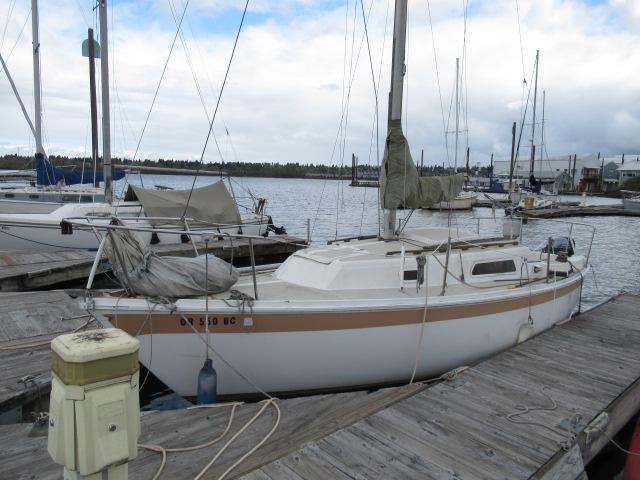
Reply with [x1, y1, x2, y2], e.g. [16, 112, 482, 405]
[0, 154, 486, 179]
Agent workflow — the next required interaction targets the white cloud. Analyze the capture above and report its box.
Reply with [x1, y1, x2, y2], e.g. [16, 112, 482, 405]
[0, 0, 638, 167]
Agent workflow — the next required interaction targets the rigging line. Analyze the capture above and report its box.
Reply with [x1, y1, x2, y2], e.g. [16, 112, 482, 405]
[166, 0, 227, 167]
[0, 0, 17, 52]
[335, 0, 359, 240]
[130, 0, 191, 164]
[182, 0, 250, 218]
[462, 0, 470, 155]
[514, 59, 535, 164]
[310, 0, 374, 236]
[426, 0, 450, 165]
[514, 0, 527, 126]
[5, 6, 29, 62]
[358, 0, 380, 236]
[74, 0, 90, 28]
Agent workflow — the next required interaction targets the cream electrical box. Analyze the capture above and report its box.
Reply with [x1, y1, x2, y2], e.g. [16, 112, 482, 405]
[47, 329, 140, 479]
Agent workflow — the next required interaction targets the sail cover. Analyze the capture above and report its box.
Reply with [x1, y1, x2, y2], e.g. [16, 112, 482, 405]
[104, 219, 239, 298]
[36, 153, 125, 186]
[130, 181, 241, 226]
[380, 120, 464, 209]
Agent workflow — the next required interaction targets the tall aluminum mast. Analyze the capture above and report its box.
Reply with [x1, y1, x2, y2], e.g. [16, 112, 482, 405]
[98, 0, 113, 203]
[31, 0, 44, 156]
[382, 0, 408, 240]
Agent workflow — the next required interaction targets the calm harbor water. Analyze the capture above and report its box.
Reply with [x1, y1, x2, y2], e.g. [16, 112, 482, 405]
[116, 174, 639, 310]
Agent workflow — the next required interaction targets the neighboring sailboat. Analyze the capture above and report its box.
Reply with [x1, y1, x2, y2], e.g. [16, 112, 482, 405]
[86, 0, 589, 398]
[0, 0, 115, 215]
[0, 0, 277, 252]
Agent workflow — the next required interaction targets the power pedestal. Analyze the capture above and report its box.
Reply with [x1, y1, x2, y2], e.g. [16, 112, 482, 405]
[47, 328, 140, 479]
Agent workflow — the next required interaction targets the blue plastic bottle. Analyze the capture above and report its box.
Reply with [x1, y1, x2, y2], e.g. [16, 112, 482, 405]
[196, 358, 217, 405]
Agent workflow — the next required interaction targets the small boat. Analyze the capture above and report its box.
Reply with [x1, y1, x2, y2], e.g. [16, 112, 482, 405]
[427, 191, 477, 210]
[622, 196, 640, 211]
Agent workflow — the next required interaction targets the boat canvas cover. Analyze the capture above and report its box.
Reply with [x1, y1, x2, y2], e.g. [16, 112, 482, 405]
[36, 153, 125, 186]
[380, 120, 464, 209]
[130, 181, 241, 226]
[104, 220, 239, 298]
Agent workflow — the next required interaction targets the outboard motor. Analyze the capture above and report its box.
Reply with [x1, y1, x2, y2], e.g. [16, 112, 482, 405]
[541, 236, 575, 257]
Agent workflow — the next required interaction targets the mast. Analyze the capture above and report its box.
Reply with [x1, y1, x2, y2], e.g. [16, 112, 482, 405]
[529, 49, 539, 177]
[31, 0, 44, 156]
[98, 0, 113, 203]
[540, 89, 545, 177]
[454, 58, 460, 175]
[509, 121, 516, 190]
[382, 0, 408, 240]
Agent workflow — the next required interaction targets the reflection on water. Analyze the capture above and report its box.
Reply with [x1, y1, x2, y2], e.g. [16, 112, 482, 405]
[116, 174, 638, 309]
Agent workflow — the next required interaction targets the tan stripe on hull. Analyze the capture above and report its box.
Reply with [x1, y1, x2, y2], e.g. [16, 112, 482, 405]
[107, 281, 580, 336]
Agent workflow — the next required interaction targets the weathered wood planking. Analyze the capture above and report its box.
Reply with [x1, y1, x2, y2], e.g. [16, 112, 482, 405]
[0, 385, 425, 479]
[0, 291, 92, 415]
[520, 204, 640, 218]
[0, 235, 305, 292]
[1, 294, 639, 480]
[245, 293, 640, 480]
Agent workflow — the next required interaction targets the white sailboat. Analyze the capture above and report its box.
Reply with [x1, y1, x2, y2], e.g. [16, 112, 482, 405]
[0, 1, 274, 253]
[86, 0, 589, 398]
[0, 0, 106, 214]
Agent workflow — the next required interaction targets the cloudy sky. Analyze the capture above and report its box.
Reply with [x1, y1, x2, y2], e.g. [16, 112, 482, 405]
[0, 0, 638, 167]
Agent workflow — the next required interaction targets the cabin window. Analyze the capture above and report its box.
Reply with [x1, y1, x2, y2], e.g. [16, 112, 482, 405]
[472, 260, 516, 276]
[61, 195, 76, 202]
[80, 196, 92, 202]
[403, 270, 418, 281]
[4, 193, 14, 198]
[29, 194, 40, 199]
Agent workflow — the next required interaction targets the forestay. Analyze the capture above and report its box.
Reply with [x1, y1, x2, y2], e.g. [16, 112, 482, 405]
[380, 119, 464, 209]
[128, 181, 241, 226]
[104, 220, 238, 298]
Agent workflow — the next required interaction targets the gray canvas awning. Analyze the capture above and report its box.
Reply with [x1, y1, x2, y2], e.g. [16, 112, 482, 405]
[380, 119, 464, 209]
[130, 181, 241, 226]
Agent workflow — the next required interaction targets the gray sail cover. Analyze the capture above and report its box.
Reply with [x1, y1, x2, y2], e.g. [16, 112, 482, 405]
[104, 220, 238, 298]
[131, 181, 241, 226]
[380, 120, 464, 209]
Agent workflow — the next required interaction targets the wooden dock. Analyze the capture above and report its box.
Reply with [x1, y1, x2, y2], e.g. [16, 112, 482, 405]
[0, 293, 639, 478]
[519, 204, 639, 219]
[0, 235, 305, 292]
[0, 291, 93, 422]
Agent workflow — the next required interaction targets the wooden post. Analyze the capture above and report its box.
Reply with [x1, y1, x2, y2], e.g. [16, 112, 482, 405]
[87, 29, 99, 187]
[530, 145, 536, 182]
[598, 152, 603, 192]
[351, 153, 356, 186]
[465, 147, 470, 176]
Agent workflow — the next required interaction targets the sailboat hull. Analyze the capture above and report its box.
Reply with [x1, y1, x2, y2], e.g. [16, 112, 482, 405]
[96, 274, 583, 397]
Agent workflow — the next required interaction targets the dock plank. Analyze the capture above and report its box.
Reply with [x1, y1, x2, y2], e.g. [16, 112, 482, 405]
[0, 291, 92, 416]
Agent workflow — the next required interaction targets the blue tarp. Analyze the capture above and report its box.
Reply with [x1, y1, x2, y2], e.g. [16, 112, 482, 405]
[35, 153, 125, 186]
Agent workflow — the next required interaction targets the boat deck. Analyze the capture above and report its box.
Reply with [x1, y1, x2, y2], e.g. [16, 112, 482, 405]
[0, 293, 639, 478]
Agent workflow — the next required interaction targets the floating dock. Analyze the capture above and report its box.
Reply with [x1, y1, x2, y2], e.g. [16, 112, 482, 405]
[0, 291, 94, 422]
[0, 293, 639, 478]
[0, 235, 306, 292]
[519, 204, 640, 219]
